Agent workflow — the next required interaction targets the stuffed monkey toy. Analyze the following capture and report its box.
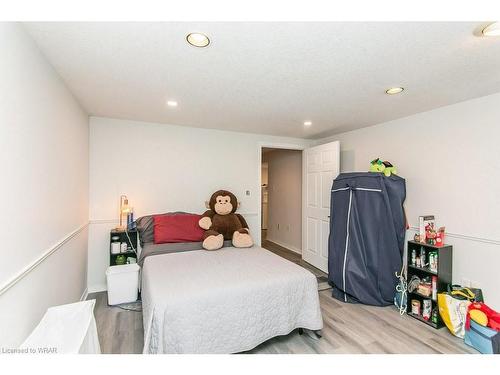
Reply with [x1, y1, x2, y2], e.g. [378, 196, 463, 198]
[199, 190, 253, 250]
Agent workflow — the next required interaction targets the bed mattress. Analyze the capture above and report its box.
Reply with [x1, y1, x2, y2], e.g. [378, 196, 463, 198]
[141, 247, 323, 354]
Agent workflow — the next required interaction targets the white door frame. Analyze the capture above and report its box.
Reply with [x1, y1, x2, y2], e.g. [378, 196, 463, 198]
[257, 142, 307, 248]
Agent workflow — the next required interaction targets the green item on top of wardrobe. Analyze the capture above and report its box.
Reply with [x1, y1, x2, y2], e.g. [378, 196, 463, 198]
[369, 158, 397, 177]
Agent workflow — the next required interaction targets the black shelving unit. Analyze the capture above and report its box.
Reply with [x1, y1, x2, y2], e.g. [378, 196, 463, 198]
[109, 229, 138, 266]
[406, 240, 452, 329]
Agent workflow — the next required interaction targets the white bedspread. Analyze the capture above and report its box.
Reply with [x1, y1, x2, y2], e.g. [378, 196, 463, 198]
[141, 247, 323, 354]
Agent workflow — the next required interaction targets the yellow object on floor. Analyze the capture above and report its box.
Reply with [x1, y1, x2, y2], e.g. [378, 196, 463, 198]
[438, 293, 470, 338]
[470, 309, 488, 326]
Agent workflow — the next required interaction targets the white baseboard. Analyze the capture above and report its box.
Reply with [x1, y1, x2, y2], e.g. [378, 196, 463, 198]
[80, 287, 88, 301]
[88, 283, 107, 294]
[265, 238, 302, 255]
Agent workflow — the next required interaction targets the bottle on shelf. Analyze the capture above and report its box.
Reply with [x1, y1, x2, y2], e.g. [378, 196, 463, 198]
[127, 207, 134, 230]
[432, 276, 437, 300]
[420, 247, 426, 267]
[431, 308, 439, 324]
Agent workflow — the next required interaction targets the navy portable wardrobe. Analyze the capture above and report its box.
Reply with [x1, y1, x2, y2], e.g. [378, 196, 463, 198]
[328, 172, 406, 306]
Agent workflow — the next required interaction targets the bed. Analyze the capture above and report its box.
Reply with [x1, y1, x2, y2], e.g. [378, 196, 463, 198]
[141, 246, 323, 354]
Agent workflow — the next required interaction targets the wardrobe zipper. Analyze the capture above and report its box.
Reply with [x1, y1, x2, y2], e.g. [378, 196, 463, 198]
[332, 187, 382, 193]
[342, 189, 353, 302]
[352, 187, 382, 192]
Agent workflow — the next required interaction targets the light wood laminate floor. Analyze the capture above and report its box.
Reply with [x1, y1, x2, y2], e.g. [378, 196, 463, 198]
[262, 240, 330, 290]
[88, 244, 476, 354]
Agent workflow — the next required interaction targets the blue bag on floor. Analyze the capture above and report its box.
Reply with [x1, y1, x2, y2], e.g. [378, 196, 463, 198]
[464, 319, 500, 354]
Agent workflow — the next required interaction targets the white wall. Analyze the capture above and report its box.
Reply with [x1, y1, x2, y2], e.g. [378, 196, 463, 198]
[317, 92, 500, 309]
[263, 150, 303, 253]
[88, 117, 311, 291]
[0, 23, 89, 347]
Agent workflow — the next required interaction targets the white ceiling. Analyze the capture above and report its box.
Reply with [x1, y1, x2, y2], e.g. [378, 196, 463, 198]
[24, 22, 500, 139]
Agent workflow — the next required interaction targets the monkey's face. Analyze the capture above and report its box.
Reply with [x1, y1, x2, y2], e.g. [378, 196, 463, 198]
[208, 190, 239, 215]
[214, 195, 233, 215]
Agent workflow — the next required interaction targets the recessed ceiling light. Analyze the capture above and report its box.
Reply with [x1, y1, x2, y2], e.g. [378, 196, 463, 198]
[482, 22, 500, 36]
[186, 33, 210, 47]
[304, 121, 312, 126]
[385, 87, 404, 95]
[167, 100, 178, 107]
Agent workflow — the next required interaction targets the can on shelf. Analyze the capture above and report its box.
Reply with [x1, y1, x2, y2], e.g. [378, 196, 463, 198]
[423, 299, 432, 320]
[432, 276, 438, 300]
[120, 242, 128, 253]
[110, 241, 120, 254]
[411, 299, 421, 316]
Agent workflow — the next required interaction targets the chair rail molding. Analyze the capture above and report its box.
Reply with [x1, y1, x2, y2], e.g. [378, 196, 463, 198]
[0, 222, 89, 297]
[408, 226, 499, 246]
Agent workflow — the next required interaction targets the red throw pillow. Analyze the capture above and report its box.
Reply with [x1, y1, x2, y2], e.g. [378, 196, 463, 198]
[153, 214, 204, 244]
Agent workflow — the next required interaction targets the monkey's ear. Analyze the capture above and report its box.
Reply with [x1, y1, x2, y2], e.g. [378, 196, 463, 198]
[205, 201, 210, 209]
[237, 201, 241, 208]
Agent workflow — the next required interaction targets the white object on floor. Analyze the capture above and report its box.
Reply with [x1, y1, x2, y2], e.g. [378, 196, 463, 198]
[141, 247, 323, 354]
[20, 300, 101, 354]
[106, 263, 139, 305]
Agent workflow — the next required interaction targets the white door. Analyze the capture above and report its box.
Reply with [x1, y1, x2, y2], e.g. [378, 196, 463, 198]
[302, 141, 340, 272]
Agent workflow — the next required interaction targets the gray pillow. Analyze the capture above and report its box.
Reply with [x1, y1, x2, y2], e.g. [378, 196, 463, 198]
[135, 211, 191, 244]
